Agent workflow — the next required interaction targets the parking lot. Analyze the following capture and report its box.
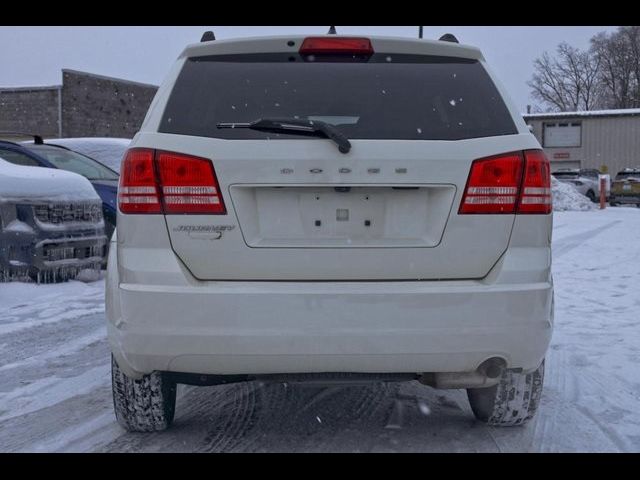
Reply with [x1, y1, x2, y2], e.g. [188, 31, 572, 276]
[1, 207, 639, 452]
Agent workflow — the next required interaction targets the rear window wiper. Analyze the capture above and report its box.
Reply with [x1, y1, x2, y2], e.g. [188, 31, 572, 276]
[217, 118, 352, 154]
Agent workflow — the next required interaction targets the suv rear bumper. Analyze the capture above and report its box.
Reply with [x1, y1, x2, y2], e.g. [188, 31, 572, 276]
[610, 194, 640, 204]
[107, 242, 553, 379]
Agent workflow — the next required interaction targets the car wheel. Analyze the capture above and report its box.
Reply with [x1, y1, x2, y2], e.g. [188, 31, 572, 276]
[111, 354, 177, 432]
[586, 190, 596, 203]
[467, 360, 544, 426]
[28, 267, 45, 283]
[610, 202, 619, 207]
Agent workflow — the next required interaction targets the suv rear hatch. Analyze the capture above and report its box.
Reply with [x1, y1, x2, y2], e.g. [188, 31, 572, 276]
[612, 172, 640, 197]
[129, 36, 538, 281]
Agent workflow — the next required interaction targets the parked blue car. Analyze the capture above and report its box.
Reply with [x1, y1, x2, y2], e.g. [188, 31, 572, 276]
[0, 136, 118, 240]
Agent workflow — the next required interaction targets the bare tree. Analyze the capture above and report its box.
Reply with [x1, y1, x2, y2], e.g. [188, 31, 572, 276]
[619, 27, 640, 105]
[579, 46, 604, 110]
[528, 43, 603, 112]
[528, 27, 640, 112]
[590, 27, 640, 109]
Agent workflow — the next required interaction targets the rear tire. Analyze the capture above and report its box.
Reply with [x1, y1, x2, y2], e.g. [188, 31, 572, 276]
[111, 355, 177, 432]
[586, 190, 596, 203]
[467, 360, 544, 426]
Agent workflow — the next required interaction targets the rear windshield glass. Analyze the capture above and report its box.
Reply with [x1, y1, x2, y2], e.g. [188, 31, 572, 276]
[159, 53, 518, 141]
[28, 145, 119, 181]
[553, 172, 579, 179]
[616, 172, 640, 180]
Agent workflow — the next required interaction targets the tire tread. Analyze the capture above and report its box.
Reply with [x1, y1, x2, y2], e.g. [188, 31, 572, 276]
[111, 355, 176, 432]
[467, 360, 544, 427]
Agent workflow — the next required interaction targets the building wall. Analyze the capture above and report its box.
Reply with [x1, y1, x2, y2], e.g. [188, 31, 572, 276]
[61, 70, 158, 138]
[0, 87, 60, 138]
[527, 119, 584, 171]
[527, 115, 640, 174]
[582, 117, 640, 174]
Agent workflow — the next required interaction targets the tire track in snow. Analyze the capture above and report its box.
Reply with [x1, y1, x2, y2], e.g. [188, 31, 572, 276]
[196, 382, 261, 452]
[0, 365, 110, 422]
[574, 405, 627, 452]
[224, 381, 293, 453]
[0, 326, 106, 372]
[571, 368, 638, 452]
[531, 346, 564, 452]
[300, 383, 391, 453]
[196, 381, 393, 453]
[24, 411, 121, 453]
[0, 304, 105, 336]
[552, 220, 620, 259]
[531, 343, 634, 452]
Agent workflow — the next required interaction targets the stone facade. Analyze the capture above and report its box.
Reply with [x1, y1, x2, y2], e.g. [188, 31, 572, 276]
[0, 70, 158, 139]
[0, 86, 60, 137]
[60, 70, 157, 138]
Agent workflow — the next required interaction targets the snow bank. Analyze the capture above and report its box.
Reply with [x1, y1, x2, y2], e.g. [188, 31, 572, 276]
[29, 138, 130, 173]
[551, 176, 596, 212]
[74, 268, 103, 283]
[0, 158, 101, 203]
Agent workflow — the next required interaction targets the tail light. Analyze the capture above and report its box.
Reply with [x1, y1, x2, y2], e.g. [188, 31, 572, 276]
[118, 148, 226, 215]
[118, 149, 162, 214]
[459, 149, 551, 215]
[518, 150, 552, 214]
[156, 151, 225, 214]
[459, 152, 524, 214]
[299, 37, 374, 56]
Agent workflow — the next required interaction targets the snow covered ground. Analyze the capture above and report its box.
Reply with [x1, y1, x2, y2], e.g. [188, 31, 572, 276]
[1, 207, 639, 452]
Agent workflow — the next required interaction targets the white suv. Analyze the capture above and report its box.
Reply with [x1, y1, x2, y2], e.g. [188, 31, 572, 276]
[552, 168, 601, 202]
[107, 34, 553, 431]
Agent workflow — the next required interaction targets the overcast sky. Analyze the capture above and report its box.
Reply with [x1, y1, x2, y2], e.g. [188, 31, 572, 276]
[0, 26, 618, 112]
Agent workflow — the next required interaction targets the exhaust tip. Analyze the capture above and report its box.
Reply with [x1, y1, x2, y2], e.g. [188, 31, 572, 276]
[479, 357, 506, 379]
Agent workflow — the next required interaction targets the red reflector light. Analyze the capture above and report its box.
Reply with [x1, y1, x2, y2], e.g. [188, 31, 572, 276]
[157, 151, 226, 214]
[517, 150, 552, 214]
[459, 152, 524, 214]
[299, 37, 374, 55]
[459, 149, 552, 215]
[118, 149, 226, 215]
[118, 149, 161, 214]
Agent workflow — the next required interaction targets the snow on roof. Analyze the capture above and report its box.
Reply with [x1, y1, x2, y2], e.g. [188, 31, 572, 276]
[41, 137, 130, 173]
[0, 158, 100, 203]
[62, 69, 158, 89]
[0, 85, 61, 92]
[524, 108, 640, 120]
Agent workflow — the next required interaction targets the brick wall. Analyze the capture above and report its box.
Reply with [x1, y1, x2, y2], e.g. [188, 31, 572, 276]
[1, 70, 159, 139]
[0, 87, 60, 137]
[61, 70, 158, 138]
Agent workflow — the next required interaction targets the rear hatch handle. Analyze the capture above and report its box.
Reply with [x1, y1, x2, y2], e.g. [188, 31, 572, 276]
[217, 118, 352, 154]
